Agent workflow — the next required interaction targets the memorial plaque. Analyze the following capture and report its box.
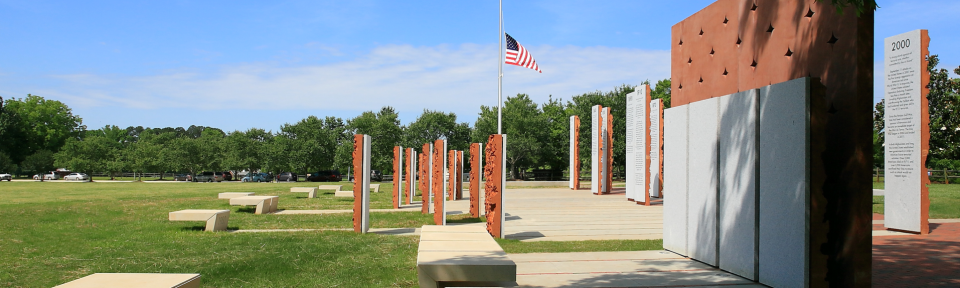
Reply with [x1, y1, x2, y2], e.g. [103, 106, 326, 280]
[719, 89, 759, 280]
[884, 29, 930, 234]
[649, 99, 663, 198]
[626, 88, 648, 202]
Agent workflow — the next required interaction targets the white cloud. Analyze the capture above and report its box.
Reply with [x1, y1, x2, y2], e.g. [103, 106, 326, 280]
[35, 43, 670, 123]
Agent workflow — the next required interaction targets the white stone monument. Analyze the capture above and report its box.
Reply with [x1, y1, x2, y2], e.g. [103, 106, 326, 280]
[649, 99, 662, 198]
[569, 115, 577, 189]
[626, 86, 648, 202]
[884, 29, 930, 234]
[591, 105, 600, 194]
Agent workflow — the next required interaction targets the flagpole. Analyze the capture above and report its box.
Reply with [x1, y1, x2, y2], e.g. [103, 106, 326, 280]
[497, 0, 503, 135]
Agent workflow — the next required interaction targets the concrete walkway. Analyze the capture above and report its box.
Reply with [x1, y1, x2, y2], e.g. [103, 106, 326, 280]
[503, 188, 663, 242]
[510, 250, 763, 288]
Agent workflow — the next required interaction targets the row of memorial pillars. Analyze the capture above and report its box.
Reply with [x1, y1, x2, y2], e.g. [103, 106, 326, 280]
[399, 137, 504, 239]
[569, 92, 664, 206]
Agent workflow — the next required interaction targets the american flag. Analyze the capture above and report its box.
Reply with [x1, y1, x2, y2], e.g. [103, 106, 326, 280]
[505, 33, 541, 73]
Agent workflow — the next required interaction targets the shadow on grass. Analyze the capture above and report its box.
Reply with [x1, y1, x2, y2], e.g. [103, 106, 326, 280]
[237, 207, 257, 214]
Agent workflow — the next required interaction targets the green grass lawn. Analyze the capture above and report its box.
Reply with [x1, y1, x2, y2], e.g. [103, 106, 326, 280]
[0, 181, 664, 287]
[872, 184, 960, 218]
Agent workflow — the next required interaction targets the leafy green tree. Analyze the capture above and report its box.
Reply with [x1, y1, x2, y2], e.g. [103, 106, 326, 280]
[404, 110, 471, 154]
[0, 94, 84, 165]
[22, 150, 56, 177]
[568, 85, 633, 179]
[224, 128, 273, 176]
[538, 96, 570, 176]
[472, 94, 550, 179]
[55, 136, 121, 181]
[651, 79, 672, 108]
[873, 100, 884, 168]
[926, 55, 960, 168]
[0, 152, 14, 174]
[349, 107, 403, 173]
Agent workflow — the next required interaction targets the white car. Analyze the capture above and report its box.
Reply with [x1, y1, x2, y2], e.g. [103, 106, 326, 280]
[33, 173, 58, 180]
[0, 173, 11, 181]
[63, 173, 89, 181]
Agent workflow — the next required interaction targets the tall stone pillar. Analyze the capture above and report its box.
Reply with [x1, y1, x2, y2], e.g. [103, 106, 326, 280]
[432, 140, 447, 225]
[456, 151, 464, 200]
[420, 143, 430, 214]
[650, 99, 664, 199]
[570, 115, 581, 190]
[884, 29, 930, 235]
[405, 148, 415, 205]
[627, 85, 651, 204]
[393, 146, 402, 209]
[604, 107, 613, 195]
[352, 134, 371, 233]
[485, 134, 506, 238]
[470, 143, 482, 217]
[448, 150, 457, 201]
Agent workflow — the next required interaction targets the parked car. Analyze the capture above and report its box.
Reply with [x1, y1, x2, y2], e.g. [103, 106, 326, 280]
[0, 173, 11, 181]
[242, 173, 272, 182]
[174, 174, 192, 181]
[194, 171, 224, 182]
[276, 172, 298, 182]
[63, 173, 89, 181]
[306, 170, 342, 182]
[33, 173, 58, 180]
[371, 170, 383, 182]
[221, 171, 233, 181]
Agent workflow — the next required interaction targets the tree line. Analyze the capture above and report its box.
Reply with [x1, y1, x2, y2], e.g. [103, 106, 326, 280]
[873, 54, 960, 170]
[0, 80, 673, 180]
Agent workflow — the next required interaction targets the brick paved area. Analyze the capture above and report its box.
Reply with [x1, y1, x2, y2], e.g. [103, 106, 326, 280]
[873, 214, 960, 287]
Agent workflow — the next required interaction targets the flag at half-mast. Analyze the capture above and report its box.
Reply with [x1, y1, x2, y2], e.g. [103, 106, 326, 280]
[504, 33, 542, 73]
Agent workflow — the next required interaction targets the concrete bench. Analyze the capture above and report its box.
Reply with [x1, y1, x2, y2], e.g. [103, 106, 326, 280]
[417, 225, 516, 288]
[54, 273, 201, 288]
[317, 185, 343, 191]
[218, 192, 255, 199]
[370, 184, 381, 193]
[229, 196, 279, 214]
[334, 191, 354, 197]
[169, 210, 229, 232]
[290, 187, 317, 198]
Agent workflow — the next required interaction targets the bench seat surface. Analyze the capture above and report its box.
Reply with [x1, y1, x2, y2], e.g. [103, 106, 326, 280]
[417, 225, 516, 285]
[169, 210, 229, 221]
[54, 273, 200, 288]
[229, 196, 278, 206]
[218, 192, 255, 199]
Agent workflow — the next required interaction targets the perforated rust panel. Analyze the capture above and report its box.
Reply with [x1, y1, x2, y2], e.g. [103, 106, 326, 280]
[433, 140, 445, 225]
[420, 144, 430, 214]
[671, 1, 873, 286]
[572, 116, 581, 190]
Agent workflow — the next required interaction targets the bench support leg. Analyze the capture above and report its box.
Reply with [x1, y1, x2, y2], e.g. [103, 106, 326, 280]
[205, 213, 229, 232]
[417, 267, 439, 288]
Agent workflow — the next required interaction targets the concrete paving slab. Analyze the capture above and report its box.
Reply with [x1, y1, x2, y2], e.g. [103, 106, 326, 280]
[511, 250, 757, 288]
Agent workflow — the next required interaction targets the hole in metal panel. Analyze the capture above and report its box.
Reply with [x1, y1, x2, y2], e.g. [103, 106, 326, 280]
[750, 60, 757, 68]
[766, 24, 775, 33]
[679, 39, 683, 46]
[723, 17, 729, 24]
[805, 8, 815, 18]
[785, 48, 793, 57]
[699, 29, 704, 36]
[710, 48, 715, 55]
[827, 34, 838, 44]
[751, 3, 758, 11]
[688, 57, 692, 64]
[736, 37, 742, 46]
[723, 68, 729, 76]
[699, 77, 704, 83]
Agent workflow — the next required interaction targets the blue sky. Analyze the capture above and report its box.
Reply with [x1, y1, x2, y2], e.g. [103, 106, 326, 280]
[1, 0, 958, 132]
